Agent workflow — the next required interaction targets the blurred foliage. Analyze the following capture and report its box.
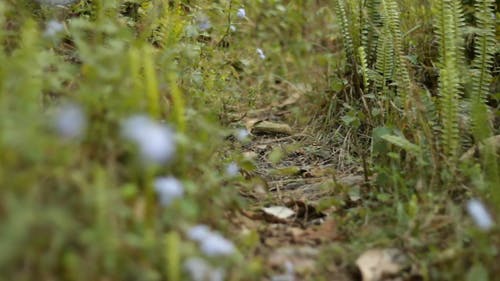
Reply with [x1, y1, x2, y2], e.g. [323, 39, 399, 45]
[0, 0, 498, 280]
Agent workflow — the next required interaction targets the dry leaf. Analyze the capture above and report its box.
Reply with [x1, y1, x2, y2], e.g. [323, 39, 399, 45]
[269, 166, 302, 176]
[243, 151, 258, 160]
[251, 121, 293, 135]
[262, 206, 296, 220]
[356, 248, 407, 281]
[245, 118, 262, 132]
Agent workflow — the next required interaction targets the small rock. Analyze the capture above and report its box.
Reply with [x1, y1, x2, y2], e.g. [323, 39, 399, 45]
[356, 248, 408, 281]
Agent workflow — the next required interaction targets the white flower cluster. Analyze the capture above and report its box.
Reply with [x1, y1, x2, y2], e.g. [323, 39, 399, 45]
[52, 108, 182, 205]
[122, 115, 176, 164]
[234, 8, 267, 61]
[188, 225, 236, 256]
[184, 257, 225, 281]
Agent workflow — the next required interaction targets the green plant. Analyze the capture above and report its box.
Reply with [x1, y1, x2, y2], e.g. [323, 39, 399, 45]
[433, 0, 464, 165]
[334, 0, 355, 64]
[468, 0, 499, 198]
[362, 0, 382, 65]
[374, 25, 394, 92]
[469, 0, 495, 142]
[380, 0, 411, 108]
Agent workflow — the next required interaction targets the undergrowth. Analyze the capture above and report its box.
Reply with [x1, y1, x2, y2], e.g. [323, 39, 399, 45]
[0, 0, 498, 280]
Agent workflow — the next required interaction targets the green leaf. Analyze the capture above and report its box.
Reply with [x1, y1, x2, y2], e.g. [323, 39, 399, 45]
[466, 264, 489, 281]
[376, 193, 391, 202]
[372, 126, 394, 155]
[381, 134, 421, 155]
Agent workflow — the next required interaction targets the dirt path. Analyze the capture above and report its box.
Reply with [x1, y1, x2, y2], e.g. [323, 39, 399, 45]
[228, 105, 367, 280]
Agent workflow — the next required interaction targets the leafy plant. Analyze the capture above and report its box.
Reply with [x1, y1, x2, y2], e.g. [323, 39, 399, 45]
[334, 0, 355, 64]
[468, 0, 499, 197]
[380, 0, 411, 107]
[433, 0, 464, 165]
[362, 0, 382, 65]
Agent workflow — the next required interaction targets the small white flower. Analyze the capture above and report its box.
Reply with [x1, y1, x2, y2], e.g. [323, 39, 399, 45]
[256, 48, 266, 60]
[466, 199, 494, 231]
[197, 14, 212, 31]
[200, 233, 236, 256]
[184, 258, 225, 281]
[225, 162, 239, 177]
[54, 103, 86, 140]
[154, 177, 184, 206]
[229, 25, 236, 32]
[188, 225, 236, 257]
[44, 20, 64, 37]
[236, 128, 249, 141]
[122, 115, 176, 164]
[199, 20, 211, 31]
[236, 8, 246, 19]
[187, 225, 213, 242]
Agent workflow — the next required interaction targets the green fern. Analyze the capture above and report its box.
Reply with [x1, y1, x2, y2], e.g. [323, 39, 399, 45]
[0, 1, 6, 112]
[362, 0, 382, 64]
[380, 0, 411, 105]
[150, 2, 185, 48]
[469, 0, 498, 188]
[450, 0, 466, 83]
[374, 25, 394, 90]
[334, 0, 355, 62]
[347, 0, 363, 58]
[418, 90, 440, 136]
[470, 0, 495, 141]
[433, 0, 463, 163]
[358, 46, 370, 89]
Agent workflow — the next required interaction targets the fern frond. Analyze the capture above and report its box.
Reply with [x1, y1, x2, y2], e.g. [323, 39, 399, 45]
[469, 0, 498, 185]
[346, 0, 362, 55]
[374, 25, 394, 90]
[334, 0, 355, 62]
[433, 0, 463, 162]
[358, 46, 370, 89]
[470, 0, 495, 141]
[362, 0, 382, 64]
[439, 67, 460, 160]
[150, 2, 185, 48]
[450, 0, 466, 83]
[419, 90, 440, 134]
[381, 0, 411, 105]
